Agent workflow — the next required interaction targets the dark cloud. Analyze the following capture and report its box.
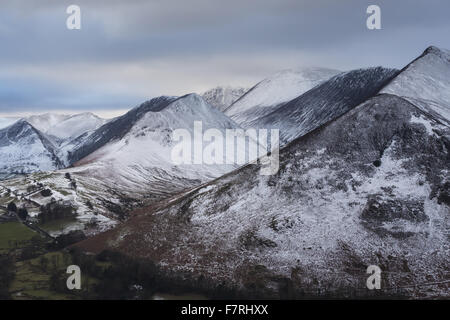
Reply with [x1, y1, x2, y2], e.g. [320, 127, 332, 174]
[0, 0, 449, 114]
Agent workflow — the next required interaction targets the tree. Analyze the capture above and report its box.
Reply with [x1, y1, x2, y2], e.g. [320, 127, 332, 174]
[17, 207, 28, 220]
[65, 172, 72, 180]
[41, 189, 53, 197]
[7, 202, 17, 213]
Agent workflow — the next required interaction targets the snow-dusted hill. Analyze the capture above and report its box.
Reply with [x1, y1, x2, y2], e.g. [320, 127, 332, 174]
[0, 120, 63, 175]
[79, 93, 449, 299]
[202, 86, 248, 112]
[47, 113, 107, 141]
[225, 68, 340, 127]
[27, 112, 107, 142]
[68, 94, 250, 198]
[382, 46, 450, 125]
[257, 67, 399, 145]
[66, 96, 177, 165]
[26, 113, 71, 133]
[1, 94, 257, 222]
[76, 48, 450, 299]
[0, 112, 109, 173]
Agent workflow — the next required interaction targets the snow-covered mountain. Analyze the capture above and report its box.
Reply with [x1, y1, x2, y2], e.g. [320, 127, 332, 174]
[66, 96, 178, 165]
[381, 46, 450, 125]
[0, 120, 63, 176]
[1, 94, 257, 218]
[67, 94, 251, 198]
[27, 112, 107, 142]
[225, 68, 340, 127]
[256, 67, 399, 145]
[76, 47, 450, 299]
[26, 113, 71, 133]
[202, 86, 248, 112]
[0, 112, 109, 173]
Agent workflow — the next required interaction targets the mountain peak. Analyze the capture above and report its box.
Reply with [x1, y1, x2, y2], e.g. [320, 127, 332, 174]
[423, 45, 450, 59]
[202, 86, 248, 112]
[75, 112, 101, 119]
[381, 46, 450, 123]
[9, 118, 34, 131]
[134, 96, 177, 113]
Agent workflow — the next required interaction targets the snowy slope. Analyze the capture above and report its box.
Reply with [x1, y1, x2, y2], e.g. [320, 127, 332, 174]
[225, 68, 340, 127]
[76, 48, 450, 299]
[27, 112, 107, 142]
[66, 96, 178, 165]
[0, 120, 63, 175]
[382, 46, 450, 124]
[26, 113, 71, 133]
[257, 67, 399, 145]
[202, 86, 248, 112]
[2, 94, 260, 222]
[45, 113, 107, 141]
[80, 94, 450, 299]
[70, 94, 251, 197]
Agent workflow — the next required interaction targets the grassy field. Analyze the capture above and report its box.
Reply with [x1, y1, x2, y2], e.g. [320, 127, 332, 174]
[10, 251, 85, 300]
[0, 222, 38, 254]
[9, 250, 109, 300]
[10, 251, 72, 300]
[39, 217, 79, 234]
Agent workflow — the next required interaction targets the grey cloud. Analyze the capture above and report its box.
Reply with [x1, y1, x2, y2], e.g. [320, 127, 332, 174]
[0, 0, 449, 114]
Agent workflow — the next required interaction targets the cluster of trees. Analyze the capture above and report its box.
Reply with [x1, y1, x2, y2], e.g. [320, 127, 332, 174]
[7, 201, 28, 220]
[48, 249, 239, 300]
[38, 201, 76, 223]
[50, 230, 86, 250]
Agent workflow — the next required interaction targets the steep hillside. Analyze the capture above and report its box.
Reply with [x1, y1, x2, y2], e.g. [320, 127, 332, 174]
[43, 112, 107, 142]
[66, 96, 177, 165]
[225, 68, 340, 127]
[66, 94, 250, 201]
[26, 113, 71, 133]
[382, 46, 450, 125]
[77, 93, 450, 298]
[0, 120, 63, 176]
[256, 67, 399, 145]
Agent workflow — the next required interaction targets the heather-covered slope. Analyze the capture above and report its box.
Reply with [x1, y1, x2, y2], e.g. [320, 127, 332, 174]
[77, 93, 450, 298]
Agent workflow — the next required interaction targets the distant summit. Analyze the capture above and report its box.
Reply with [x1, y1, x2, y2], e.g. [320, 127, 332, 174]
[202, 86, 248, 112]
[224, 67, 340, 127]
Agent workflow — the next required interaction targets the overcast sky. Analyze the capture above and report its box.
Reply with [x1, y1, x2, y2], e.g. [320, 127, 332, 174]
[0, 0, 449, 118]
